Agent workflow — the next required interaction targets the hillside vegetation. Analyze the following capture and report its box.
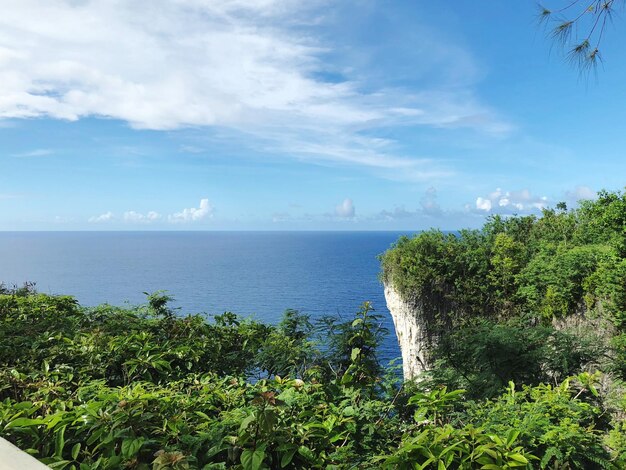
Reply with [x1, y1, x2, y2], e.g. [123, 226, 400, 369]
[381, 190, 626, 393]
[382, 191, 626, 326]
[1, 190, 626, 468]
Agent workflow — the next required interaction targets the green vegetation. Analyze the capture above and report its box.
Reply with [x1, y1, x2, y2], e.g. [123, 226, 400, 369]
[0, 288, 623, 468]
[1, 189, 625, 468]
[381, 189, 626, 331]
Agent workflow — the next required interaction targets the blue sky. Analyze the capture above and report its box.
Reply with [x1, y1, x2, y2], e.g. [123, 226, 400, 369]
[2, 0, 626, 230]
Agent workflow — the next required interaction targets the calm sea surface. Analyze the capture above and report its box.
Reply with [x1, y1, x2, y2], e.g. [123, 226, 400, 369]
[0, 231, 412, 364]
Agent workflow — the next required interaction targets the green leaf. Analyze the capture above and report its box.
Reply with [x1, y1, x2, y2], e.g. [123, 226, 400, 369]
[48, 461, 72, 469]
[507, 453, 528, 464]
[351, 348, 360, 361]
[260, 410, 277, 433]
[121, 438, 143, 459]
[195, 411, 211, 420]
[239, 414, 256, 433]
[506, 429, 520, 447]
[418, 457, 435, 470]
[46, 414, 63, 430]
[86, 429, 103, 446]
[298, 446, 316, 462]
[71, 443, 81, 460]
[507, 462, 528, 468]
[343, 406, 356, 417]
[55, 425, 66, 458]
[280, 448, 297, 468]
[241, 448, 265, 470]
[440, 441, 462, 456]
[5, 417, 46, 428]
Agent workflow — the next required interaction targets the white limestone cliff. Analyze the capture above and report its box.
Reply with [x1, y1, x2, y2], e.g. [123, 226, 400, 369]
[384, 283, 436, 380]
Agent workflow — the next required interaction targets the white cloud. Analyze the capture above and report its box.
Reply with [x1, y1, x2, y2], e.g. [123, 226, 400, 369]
[420, 186, 442, 216]
[374, 206, 416, 221]
[475, 197, 492, 212]
[12, 148, 54, 158]
[89, 202, 212, 225]
[565, 185, 595, 203]
[0, 0, 510, 177]
[88, 211, 114, 223]
[179, 145, 205, 154]
[372, 187, 443, 221]
[123, 210, 162, 223]
[335, 198, 355, 218]
[472, 188, 548, 214]
[168, 198, 213, 223]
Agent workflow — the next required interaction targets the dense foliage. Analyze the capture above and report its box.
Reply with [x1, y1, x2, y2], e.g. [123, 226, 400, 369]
[380, 190, 626, 377]
[0, 285, 624, 469]
[381, 191, 626, 324]
[1, 189, 626, 468]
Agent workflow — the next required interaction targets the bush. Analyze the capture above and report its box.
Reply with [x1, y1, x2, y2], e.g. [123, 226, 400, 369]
[429, 318, 607, 399]
[1, 290, 624, 468]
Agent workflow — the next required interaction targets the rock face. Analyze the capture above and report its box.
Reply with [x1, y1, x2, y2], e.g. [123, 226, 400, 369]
[384, 283, 436, 380]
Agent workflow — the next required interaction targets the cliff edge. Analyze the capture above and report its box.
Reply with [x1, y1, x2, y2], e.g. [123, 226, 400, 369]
[384, 282, 436, 380]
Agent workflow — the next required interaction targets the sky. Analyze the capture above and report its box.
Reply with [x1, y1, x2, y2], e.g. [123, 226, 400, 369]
[2, 0, 626, 230]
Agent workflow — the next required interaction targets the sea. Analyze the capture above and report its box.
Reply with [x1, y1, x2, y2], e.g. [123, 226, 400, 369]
[0, 231, 413, 365]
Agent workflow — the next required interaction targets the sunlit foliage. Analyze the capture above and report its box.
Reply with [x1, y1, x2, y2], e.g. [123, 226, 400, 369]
[0, 287, 624, 468]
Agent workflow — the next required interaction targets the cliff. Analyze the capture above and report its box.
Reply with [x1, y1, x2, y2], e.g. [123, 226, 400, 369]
[384, 282, 437, 380]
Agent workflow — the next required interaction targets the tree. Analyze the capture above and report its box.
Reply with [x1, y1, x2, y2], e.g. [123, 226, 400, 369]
[539, 0, 623, 71]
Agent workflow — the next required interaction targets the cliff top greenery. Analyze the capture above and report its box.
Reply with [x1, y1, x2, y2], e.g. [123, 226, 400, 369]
[380, 188, 626, 328]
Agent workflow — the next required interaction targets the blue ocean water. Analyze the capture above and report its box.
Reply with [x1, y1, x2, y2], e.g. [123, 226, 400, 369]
[0, 231, 410, 364]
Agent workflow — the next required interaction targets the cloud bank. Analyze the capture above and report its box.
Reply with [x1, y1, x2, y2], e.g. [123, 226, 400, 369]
[0, 0, 510, 178]
[168, 199, 213, 223]
[123, 211, 162, 223]
[88, 199, 212, 224]
[88, 211, 114, 223]
[472, 188, 548, 214]
[565, 185, 595, 204]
